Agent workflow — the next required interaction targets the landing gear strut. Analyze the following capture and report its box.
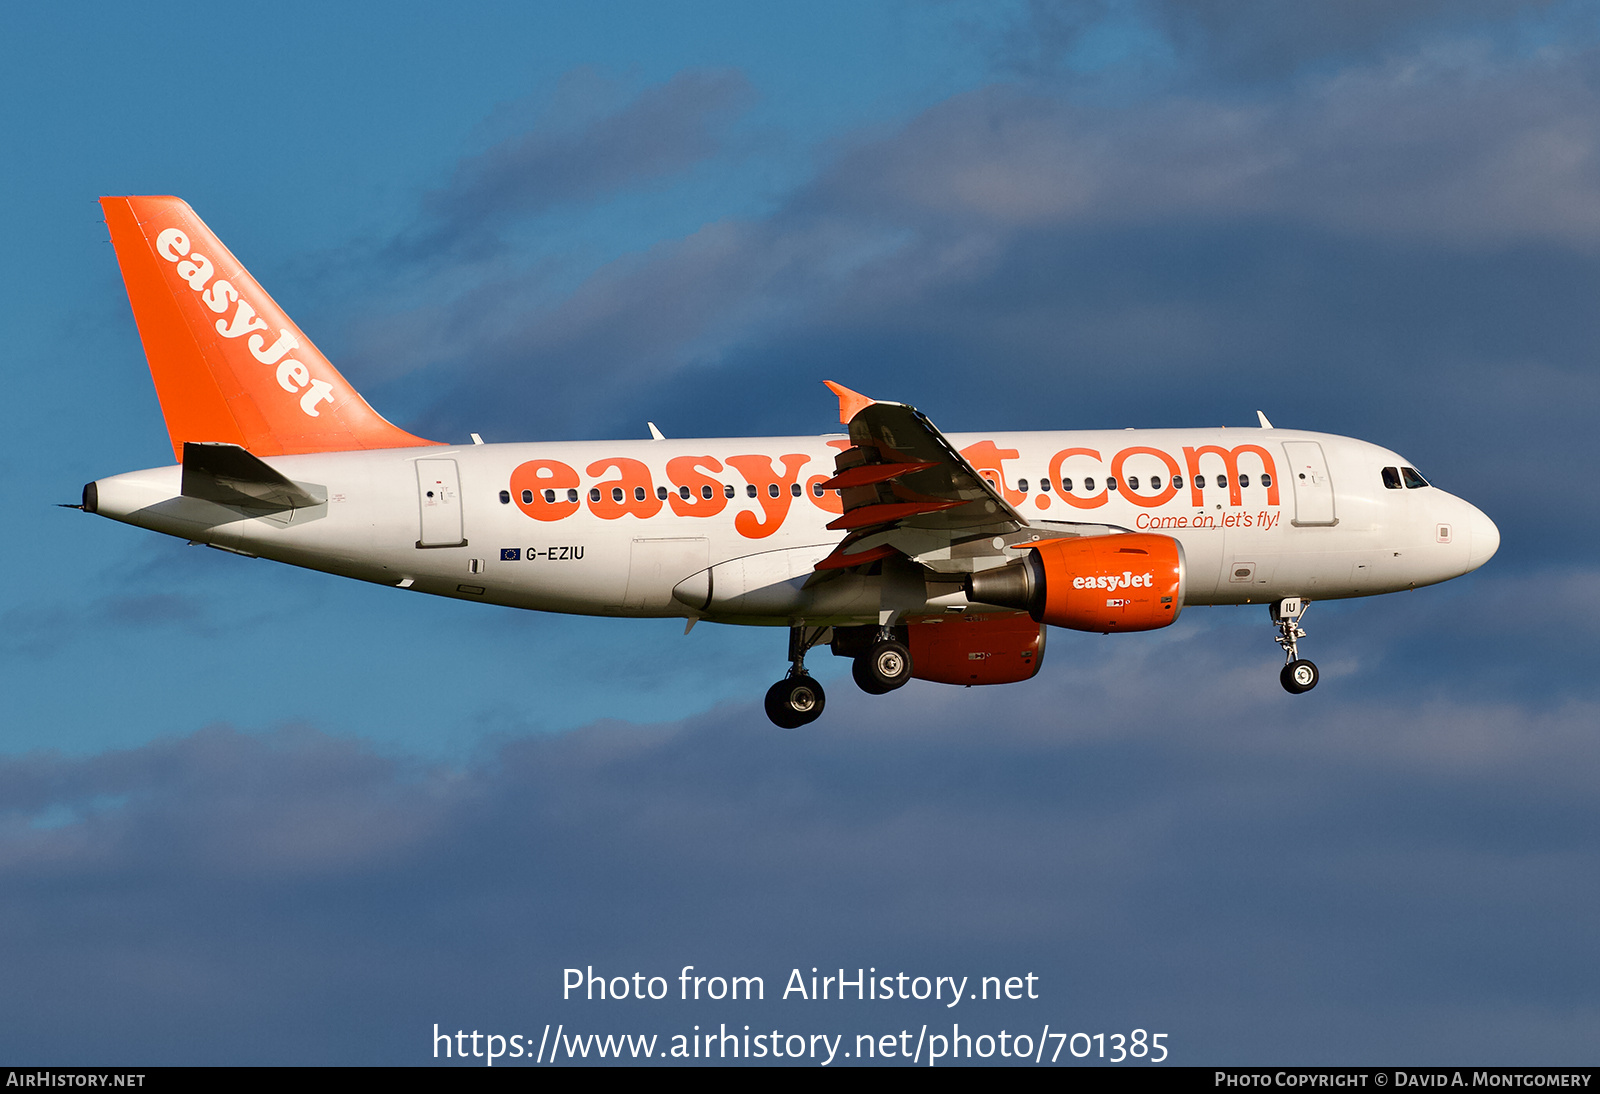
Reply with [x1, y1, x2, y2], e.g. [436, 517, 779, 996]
[1272, 597, 1319, 694]
[765, 625, 830, 728]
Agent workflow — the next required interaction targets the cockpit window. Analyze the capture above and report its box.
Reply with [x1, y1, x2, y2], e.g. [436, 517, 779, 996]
[1381, 467, 1402, 490]
[1402, 466, 1430, 489]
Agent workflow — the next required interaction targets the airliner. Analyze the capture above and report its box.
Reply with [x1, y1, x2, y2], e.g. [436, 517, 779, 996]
[77, 197, 1500, 727]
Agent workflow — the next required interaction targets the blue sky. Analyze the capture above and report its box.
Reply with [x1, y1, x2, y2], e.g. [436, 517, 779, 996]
[3, 0, 1599, 1065]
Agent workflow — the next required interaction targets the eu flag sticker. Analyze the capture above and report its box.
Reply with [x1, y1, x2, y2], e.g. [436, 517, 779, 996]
[500, 548, 521, 561]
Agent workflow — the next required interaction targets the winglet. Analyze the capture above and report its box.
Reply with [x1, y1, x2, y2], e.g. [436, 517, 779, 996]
[824, 381, 876, 425]
[1257, 411, 1274, 429]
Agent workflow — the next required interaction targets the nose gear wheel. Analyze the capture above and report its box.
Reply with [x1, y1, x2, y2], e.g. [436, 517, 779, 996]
[1271, 598, 1319, 694]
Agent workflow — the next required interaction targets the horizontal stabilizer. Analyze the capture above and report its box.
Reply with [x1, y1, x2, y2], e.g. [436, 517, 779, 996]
[181, 442, 324, 511]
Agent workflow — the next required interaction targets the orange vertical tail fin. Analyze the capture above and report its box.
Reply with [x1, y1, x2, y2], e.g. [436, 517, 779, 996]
[101, 196, 440, 459]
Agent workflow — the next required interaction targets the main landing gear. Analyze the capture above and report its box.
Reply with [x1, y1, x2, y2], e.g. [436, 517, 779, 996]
[1272, 597, 1319, 694]
[832, 623, 913, 696]
[852, 634, 912, 695]
[765, 625, 830, 729]
[763, 624, 917, 728]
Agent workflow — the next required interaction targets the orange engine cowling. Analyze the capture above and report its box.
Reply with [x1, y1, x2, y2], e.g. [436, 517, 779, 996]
[965, 533, 1186, 633]
[906, 613, 1046, 686]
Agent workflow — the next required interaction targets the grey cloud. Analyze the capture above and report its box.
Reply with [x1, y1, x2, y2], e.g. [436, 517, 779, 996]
[341, 40, 1600, 455]
[995, 0, 1569, 83]
[1144, 0, 1568, 81]
[2, 605, 1597, 1062]
[407, 69, 753, 260]
[816, 56, 1600, 247]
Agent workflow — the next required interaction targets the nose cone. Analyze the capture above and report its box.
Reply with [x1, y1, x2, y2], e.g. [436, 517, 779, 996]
[1466, 505, 1500, 572]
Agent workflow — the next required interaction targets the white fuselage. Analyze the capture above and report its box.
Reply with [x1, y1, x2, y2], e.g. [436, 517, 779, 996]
[90, 427, 1499, 627]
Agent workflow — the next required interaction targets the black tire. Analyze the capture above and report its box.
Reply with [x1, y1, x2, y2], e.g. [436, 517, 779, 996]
[765, 676, 826, 728]
[852, 657, 891, 694]
[1280, 659, 1319, 694]
[853, 640, 912, 694]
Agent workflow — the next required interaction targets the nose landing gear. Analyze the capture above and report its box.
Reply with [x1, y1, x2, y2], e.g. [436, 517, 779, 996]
[1272, 597, 1319, 694]
[765, 625, 831, 728]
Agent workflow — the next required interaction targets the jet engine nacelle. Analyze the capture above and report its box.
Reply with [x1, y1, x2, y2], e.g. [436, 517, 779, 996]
[905, 613, 1046, 686]
[964, 533, 1186, 633]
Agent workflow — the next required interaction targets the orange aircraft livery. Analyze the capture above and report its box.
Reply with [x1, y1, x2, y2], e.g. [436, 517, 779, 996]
[80, 197, 1500, 726]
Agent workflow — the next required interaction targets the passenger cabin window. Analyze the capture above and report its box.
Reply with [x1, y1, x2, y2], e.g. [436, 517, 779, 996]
[724, 484, 736, 498]
[540, 490, 552, 504]
[1216, 474, 1228, 489]
[747, 485, 758, 498]
[567, 489, 579, 503]
[1382, 467, 1402, 489]
[1260, 473, 1271, 487]
[680, 486, 692, 499]
[1107, 476, 1118, 491]
[612, 488, 625, 503]
[1172, 475, 1183, 489]
[1149, 475, 1161, 490]
[1195, 475, 1207, 489]
[1127, 476, 1140, 490]
[812, 483, 825, 497]
[1239, 473, 1250, 487]
[701, 485, 713, 500]
[589, 488, 601, 502]
[1018, 478, 1029, 493]
[767, 483, 780, 498]
[1083, 477, 1096, 492]
[522, 490, 535, 504]
[498, 490, 511, 505]
[1039, 477, 1051, 493]
[1402, 466, 1430, 489]
[1061, 478, 1073, 492]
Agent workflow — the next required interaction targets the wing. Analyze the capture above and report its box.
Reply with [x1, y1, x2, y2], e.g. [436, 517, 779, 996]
[812, 384, 1129, 576]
